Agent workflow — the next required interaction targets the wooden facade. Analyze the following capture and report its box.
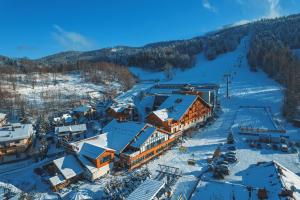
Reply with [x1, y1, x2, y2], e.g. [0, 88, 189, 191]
[147, 96, 211, 134]
[0, 137, 32, 156]
[88, 149, 115, 169]
[118, 128, 174, 171]
[120, 137, 175, 171]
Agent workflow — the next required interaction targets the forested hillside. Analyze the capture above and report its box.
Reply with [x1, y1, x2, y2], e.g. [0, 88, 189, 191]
[248, 15, 300, 124]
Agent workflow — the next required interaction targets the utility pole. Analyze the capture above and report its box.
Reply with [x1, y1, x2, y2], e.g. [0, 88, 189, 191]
[224, 73, 231, 99]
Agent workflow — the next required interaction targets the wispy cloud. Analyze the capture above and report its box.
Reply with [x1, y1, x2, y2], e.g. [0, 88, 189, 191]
[52, 25, 93, 51]
[266, 0, 280, 18]
[231, 0, 281, 27]
[236, 0, 281, 18]
[202, 0, 217, 13]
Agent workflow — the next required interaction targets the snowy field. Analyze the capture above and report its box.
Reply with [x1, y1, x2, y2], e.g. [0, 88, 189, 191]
[0, 37, 300, 199]
[2, 72, 121, 105]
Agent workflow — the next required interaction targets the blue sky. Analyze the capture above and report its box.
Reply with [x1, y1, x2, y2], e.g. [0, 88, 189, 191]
[1, 0, 300, 59]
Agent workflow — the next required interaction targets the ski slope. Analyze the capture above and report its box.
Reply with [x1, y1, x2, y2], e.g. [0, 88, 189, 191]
[132, 37, 300, 199]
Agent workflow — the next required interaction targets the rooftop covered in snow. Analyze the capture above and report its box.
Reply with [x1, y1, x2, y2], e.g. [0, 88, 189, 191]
[0, 113, 6, 120]
[79, 142, 109, 160]
[126, 179, 165, 200]
[155, 94, 198, 121]
[242, 160, 300, 199]
[53, 155, 84, 180]
[0, 123, 33, 143]
[71, 120, 149, 154]
[55, 124, 87, 135]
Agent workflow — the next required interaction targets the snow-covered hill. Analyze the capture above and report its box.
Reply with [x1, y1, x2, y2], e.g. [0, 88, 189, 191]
[1, 37, 299, 200]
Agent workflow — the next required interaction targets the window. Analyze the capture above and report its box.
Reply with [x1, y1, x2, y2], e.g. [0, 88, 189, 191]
[101, 155, 111, 164]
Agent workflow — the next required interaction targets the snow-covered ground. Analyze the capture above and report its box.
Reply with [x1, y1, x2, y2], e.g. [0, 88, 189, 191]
[1, 72, 121, 106]
[132, 37, 300, 199]
[1, 37, 300, 199]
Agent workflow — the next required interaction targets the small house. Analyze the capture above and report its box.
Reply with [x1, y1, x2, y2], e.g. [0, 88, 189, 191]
[73, 105, 95, 119]
[55, 124, 87, 142]
[0, 123, 34, 156]
[69, 140, 115, 181]
[49, 155, 84, 191]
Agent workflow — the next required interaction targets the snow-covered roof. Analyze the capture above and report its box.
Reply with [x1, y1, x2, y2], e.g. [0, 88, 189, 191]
[152, 109, 169, 122]
[102, 120, 147, 153]
[55, 124, 87, 134]
[79, 143, 107, 160]
[77, 154, 98, 174]
[71, 120, 147, 154]
[130, 126, 156, 149]
[0, 113, 6, 120]
[53, 155, 84, 180]
[63, 189, 94, 200]
[156, 94, 198, 121]
[126, 179, 165, 200]
[192, 181, 260, 200]
[0, 123, 33, 142]
[49, 174, 65, 187]
[243, 160, 300, 199]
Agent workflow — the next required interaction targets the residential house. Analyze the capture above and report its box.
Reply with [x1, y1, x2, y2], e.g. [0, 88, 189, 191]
[55, 124, 87, 142]
[146, 94, 211, 135]
[73, 105, 95, 120]
[0, 113, 7, 127]
[69, 140, 115, 181]
[49, 155, 84, 191]
[107, 104, 136, 122]
[0, 123, 34, 156]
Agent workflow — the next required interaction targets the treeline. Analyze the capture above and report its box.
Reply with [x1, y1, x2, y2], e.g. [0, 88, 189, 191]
[0, 60, 136, 91]
[247, 15, 300, 122]
[203, 25, 249, 60]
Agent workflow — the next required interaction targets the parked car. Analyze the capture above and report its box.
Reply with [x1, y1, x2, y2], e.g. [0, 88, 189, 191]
[227, 146, 236, 151]
[225, 156, 237, 163]
[226, 151, 236, 156]
[216, 164, 229, 175]
[217, 160, 229, 165]
[280, 144, 288, 152]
